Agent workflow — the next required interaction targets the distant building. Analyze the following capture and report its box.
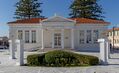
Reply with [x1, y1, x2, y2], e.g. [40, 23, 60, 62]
[0, 36, 9, 49]
[107, 28, 119, 48]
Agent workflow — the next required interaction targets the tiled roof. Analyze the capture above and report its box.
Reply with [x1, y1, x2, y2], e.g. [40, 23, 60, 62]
[8, 18, 45, 24]
[8, 18, 110, 24]
[108, 28, 119, 32]
[71, 18, 110, 24]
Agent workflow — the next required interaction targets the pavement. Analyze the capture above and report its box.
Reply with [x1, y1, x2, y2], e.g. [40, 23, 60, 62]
[1, 50, 119, 73]
[0, 65, 119, 73]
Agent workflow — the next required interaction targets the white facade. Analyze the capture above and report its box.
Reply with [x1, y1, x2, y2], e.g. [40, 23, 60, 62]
[108, 28, 119, 48]
[8, 16, 109, 52]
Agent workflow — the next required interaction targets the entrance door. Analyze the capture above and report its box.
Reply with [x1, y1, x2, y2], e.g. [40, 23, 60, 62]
[54, 33, 61, 48]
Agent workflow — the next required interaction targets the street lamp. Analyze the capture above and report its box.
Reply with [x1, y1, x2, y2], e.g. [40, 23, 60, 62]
[112, 26, 115, 50]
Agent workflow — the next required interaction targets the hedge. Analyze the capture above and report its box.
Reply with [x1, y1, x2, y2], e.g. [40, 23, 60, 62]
[75, 54, 99, 65]
[27, 53, 45, 66]
[45, 50, 78, 66]
[27, 50, 99, 67]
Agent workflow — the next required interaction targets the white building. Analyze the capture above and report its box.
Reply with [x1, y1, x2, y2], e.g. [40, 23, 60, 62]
[8, 15, 110, 51]
[108, 27, 119, 48]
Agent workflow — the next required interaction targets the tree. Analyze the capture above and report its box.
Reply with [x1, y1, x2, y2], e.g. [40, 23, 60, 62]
[69, 0, 104, 20]
[14, 0, 44, 19]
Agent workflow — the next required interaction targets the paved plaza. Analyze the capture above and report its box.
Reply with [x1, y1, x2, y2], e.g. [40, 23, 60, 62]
[1, 50, 119, 73]
[1, 64, 119, 73]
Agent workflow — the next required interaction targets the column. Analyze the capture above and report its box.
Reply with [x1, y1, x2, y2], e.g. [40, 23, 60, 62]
[71, 29, 74, 49]
[61, 29, 64, 49]
[9, 40, 15, 59]
[16, 39, 24, 66]
[41, 29, 44, 49]
[98, 39, 108, 65]
[92, 30, 94, 44]
[29, 30, 32, 43]
[106, 40, 110, 60]
[23, 30, 25, 42]
[52, 29, 54, 48]
[84, 30, 87, 44]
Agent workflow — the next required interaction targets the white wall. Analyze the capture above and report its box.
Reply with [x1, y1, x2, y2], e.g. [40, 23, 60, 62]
[9, 24, 42, 51]
[9, 22, 108, 52]
[75, 24, 108, 51]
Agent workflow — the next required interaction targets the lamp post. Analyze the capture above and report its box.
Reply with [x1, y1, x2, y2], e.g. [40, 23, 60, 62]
[112, 26, 115, 50]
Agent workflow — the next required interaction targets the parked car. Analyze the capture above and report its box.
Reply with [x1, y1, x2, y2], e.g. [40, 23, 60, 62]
[0, 46, 8, 49]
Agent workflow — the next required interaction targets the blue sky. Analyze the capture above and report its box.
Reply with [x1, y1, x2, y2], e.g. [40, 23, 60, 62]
[0, 0, 119, 37]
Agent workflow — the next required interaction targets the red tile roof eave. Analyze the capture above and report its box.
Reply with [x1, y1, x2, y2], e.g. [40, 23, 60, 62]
[8, 22, 110, 25]
[76, 22, 110, 25]
[7, 22, 40, 24]
[7, 23, 40, 25]
[7, 18, 46, 24]
[7, 18, 110, 25]
[107, 28, 119, 32]
[70, 18, 110, 24]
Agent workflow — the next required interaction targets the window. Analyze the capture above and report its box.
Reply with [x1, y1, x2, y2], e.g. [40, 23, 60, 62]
[118, 31, 119, 36]
[79, 30, 85, 44]
[18, 30, 23, 40]
[117, 31, 119, 36]
[114, 40, 116, 43]
[93, 30, 99, 43]
[117, 39, 119, 43]
[31, 30, 36, 43]
[86, 30, 92, 43]
[54, 33, 61, 47]
[25, 30, 29, 43]
[110, 32, 112, 36]
[109, 32, 112, 36]
[113, 31, 115, 36]
[111, 32, 112, 36]
[115, 31, 118, 36]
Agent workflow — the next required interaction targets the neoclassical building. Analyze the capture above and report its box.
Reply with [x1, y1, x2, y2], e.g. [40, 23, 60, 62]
[8, 15, 110, 51]
[108, 27, 119, 48]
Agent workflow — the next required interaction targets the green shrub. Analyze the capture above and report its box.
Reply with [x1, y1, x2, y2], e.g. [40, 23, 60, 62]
[45, 50, 78, 66]
[86, 55, 99, 65]
[27, 53, 45, 66]
[75, 54, 99, 65]
[27, 50, 99, 67]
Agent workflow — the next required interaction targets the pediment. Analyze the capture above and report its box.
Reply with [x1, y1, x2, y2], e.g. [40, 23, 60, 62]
[41, 16, 75, 23]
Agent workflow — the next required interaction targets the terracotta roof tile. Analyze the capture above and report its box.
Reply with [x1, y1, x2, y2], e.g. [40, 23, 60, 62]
[71, 18, 110, 24]
[8, 18, 45, 24]
[8, 18, 110, 24]
[108, 28, 119, 32]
